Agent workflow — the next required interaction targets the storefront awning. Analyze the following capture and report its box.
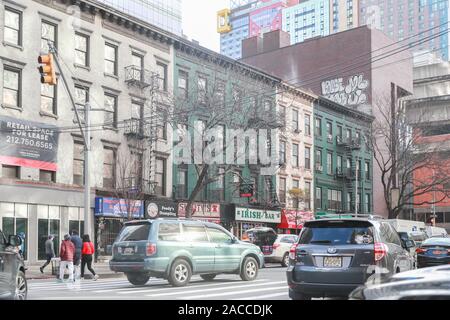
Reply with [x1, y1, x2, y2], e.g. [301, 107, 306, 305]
[278, 210, 314, 230]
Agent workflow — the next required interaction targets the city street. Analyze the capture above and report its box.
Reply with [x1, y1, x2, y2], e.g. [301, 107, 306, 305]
[28, 264, 290, 300]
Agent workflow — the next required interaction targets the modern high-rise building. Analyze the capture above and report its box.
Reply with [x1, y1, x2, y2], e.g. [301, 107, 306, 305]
[218, 0, 295, 60]
[359, 0, 450, 61]
[95, 0, 183, 35]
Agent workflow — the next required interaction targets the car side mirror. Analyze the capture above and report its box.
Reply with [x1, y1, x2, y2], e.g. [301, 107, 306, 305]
[231, 236, 238, 244]
[8, 235, 22, 247]
[403, 240, 415, 249]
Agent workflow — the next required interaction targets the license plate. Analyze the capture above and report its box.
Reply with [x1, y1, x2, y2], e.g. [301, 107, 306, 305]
[433, 250, 444, 255]
[123, 247, 134, 255]
[324, 256, 342, 268]
[262, 246, 273, 255]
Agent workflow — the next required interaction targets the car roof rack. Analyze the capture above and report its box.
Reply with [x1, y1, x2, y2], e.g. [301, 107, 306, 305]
[316, 214, 385, 220]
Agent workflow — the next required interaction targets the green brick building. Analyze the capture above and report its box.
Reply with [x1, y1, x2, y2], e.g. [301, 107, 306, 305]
[313, 97, 375, 217]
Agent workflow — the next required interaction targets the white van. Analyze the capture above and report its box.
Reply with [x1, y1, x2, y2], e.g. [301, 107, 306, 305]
[426, 226, 448, 238]
[385, 219, 426, 234]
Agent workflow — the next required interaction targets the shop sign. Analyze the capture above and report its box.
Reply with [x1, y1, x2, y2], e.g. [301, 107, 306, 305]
[95, 197, 144, 218]
[178, 202, 221, 220]
[235, 207, 281, 224]
[0, 116, 59, 171]
[280, 209, 314, 229]
[145, 200, 178, 219]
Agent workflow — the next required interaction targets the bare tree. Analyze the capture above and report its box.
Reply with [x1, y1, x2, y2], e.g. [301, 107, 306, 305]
[370, 94, 450, 219]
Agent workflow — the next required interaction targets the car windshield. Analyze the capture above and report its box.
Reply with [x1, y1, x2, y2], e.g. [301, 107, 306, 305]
[116, 223, 151, 242]
[299, 221, 374, 245]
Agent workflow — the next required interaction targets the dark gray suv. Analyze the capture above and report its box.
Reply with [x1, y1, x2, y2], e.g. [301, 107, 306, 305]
[0, 230, 27, 300]
[287, 216, 415, 300]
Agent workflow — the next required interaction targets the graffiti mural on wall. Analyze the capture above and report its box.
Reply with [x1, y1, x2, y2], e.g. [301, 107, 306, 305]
[321, 75, 370, 107]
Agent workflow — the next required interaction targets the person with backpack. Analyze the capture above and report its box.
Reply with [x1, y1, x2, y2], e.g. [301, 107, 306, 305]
[81, 234, 99, 280]
[59, 234, 75, 282]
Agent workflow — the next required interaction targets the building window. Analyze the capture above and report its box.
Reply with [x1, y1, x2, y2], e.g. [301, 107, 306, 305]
[327, 152, 333, 175]
[104, 94, 118, 128]
[39, 170, 55, 183]
[41, 21, 57, 52]
[305, 147, 311, 170]
[2, 165, 19, 179]
[305, 114, 311, 135]
[198, 75, 207, 104]
[178, 70, 189, 98]
[104, 43, 118, 75]
[73, 142, 84, 186]
[279, 141, 286, 165]
[279, 177, 286, 204]
[155, 158, 166, 196]
[156, 62, 168, 91]
[75, 33, 89, 67]
[292, 109, 299, 132]
[2, 67, 21, 108]
[103, 148, 116, 189]
[305, 182, 311, 210]
[131, 53, 144, 81]
[41, 84, 56, 115]
[292, 143, 299, 167]
[74, 85, 88, 122]
[365, 161, 370, 180]
[315, 118, 322, 137]
[315, 187, 322, 209]
[4, 7, 22, 46]
[177, 166, 188, 199]
[347, 192, 353, 211]
[365, 194, 371, 213]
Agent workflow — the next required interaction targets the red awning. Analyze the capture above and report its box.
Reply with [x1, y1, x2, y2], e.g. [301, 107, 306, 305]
[277, 210, 314, 230]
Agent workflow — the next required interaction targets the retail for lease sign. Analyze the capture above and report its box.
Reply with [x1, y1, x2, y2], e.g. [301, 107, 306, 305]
[235, 207, 281, 223]
[0, 116, 59, 171]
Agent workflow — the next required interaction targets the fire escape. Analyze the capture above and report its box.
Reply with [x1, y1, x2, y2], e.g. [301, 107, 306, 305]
[123, 65, 165, 196]
[335, 135, 362, 213]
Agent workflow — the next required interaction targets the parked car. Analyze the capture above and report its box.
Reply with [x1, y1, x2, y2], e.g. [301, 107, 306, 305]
[0, 229, 27, 300]
[398, 232, 419, 268]
[243, 227, 278, 255]
[416, 237, 450, 268]
[349, 265, 450, 300]
[263, 234, 298, 267]
[110, 219, 265, 287]
[286, 216, 415, 300]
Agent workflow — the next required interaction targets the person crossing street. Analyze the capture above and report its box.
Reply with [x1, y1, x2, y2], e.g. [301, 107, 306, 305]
[81, 234, 99, 280]
[59, 234, 75, 283]
[40, 235, 55, 274]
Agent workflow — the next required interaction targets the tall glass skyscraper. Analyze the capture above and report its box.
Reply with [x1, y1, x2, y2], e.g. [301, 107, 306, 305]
[96, 0, 182, 35]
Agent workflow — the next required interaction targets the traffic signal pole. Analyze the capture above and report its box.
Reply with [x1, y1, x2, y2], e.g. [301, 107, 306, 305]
[43, 45, 92, 239]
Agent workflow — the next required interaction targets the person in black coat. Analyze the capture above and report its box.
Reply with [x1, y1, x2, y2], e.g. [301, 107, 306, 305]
[70, 230, 83, 281]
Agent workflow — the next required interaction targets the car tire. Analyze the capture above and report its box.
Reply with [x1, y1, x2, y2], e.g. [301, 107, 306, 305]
[240, 256, 259, 281]
[14, 271, 27, 300]
[289, 289, 312, 301]
[126, 272, 150, 286]
[281, 253, 290, 267]
[168, 259, 192, 287]
[200, 274, 217, 281]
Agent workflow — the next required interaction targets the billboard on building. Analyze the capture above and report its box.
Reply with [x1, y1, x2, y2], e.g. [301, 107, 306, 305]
[95, 197, 144, 219]
[145, 200, 178, 218]
[0, 116, 59, 171]
[178, 202, 221, 222]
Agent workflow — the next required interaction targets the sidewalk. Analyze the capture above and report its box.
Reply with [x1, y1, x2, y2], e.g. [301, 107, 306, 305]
[25, 261, 123, 280]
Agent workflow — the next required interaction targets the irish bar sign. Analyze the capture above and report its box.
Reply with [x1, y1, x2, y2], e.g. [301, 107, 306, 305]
[0, 116, 59, 171]
[235, 207, 281, 224]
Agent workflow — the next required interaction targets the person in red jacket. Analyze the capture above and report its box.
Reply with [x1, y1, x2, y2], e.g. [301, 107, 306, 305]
[81, 234, 99, 280]
[59, 234, 75, 282]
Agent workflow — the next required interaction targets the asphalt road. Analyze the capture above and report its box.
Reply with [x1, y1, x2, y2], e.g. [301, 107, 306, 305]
[27, 264, 290, 300]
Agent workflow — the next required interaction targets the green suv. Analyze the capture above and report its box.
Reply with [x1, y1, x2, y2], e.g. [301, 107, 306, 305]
[110, 219, 265, 287]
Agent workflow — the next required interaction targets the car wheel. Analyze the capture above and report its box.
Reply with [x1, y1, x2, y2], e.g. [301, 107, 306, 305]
[200, 274, 217, 281]
[281, 253, 290, 267]
[240, 256, 259, 281]
[126, 272, 150, 286]
[14, 271, 27, 300]
[168, 259, 192, 287]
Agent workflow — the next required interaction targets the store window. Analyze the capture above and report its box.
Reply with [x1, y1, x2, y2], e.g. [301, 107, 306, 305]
[0, 202, 28, 260]
[68, 207, 84, 236]
[37, 205, 60, 261]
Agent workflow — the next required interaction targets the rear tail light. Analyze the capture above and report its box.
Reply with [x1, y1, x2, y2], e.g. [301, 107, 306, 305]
[146, 243, 157, 256]
[273, 243, 281, 250]
[374, 242, 388, 262]
[289, 244, 298, 260]
[416, 248, 427, 254]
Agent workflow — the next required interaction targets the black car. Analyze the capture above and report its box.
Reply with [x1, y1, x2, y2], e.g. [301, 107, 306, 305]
[286, 216, 415, 300]
[416, 237, 450, 268]
[350, 265, 450, 300]
[0, 229, 27, 300]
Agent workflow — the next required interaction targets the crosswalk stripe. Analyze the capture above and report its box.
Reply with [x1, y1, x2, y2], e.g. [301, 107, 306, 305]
[234, 292, 288, 300]
[180, 286, 287, 300]
[145, 281, 286, 298]
[98, 279, 267, 294]
[28, 280, 131, 289]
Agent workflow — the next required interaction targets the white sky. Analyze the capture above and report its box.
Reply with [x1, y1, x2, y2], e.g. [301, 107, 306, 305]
[182, 0, 229, 52]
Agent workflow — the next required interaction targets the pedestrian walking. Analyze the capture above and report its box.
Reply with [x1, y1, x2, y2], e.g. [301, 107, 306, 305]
[81, 234, 99, 280]
[59, 234, 75, 282]
[71, 230, 83, 281]
[40, 235, 55, 274]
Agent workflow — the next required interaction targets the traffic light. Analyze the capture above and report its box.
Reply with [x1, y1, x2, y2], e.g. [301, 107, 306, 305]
[38, 54, 57, 85]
